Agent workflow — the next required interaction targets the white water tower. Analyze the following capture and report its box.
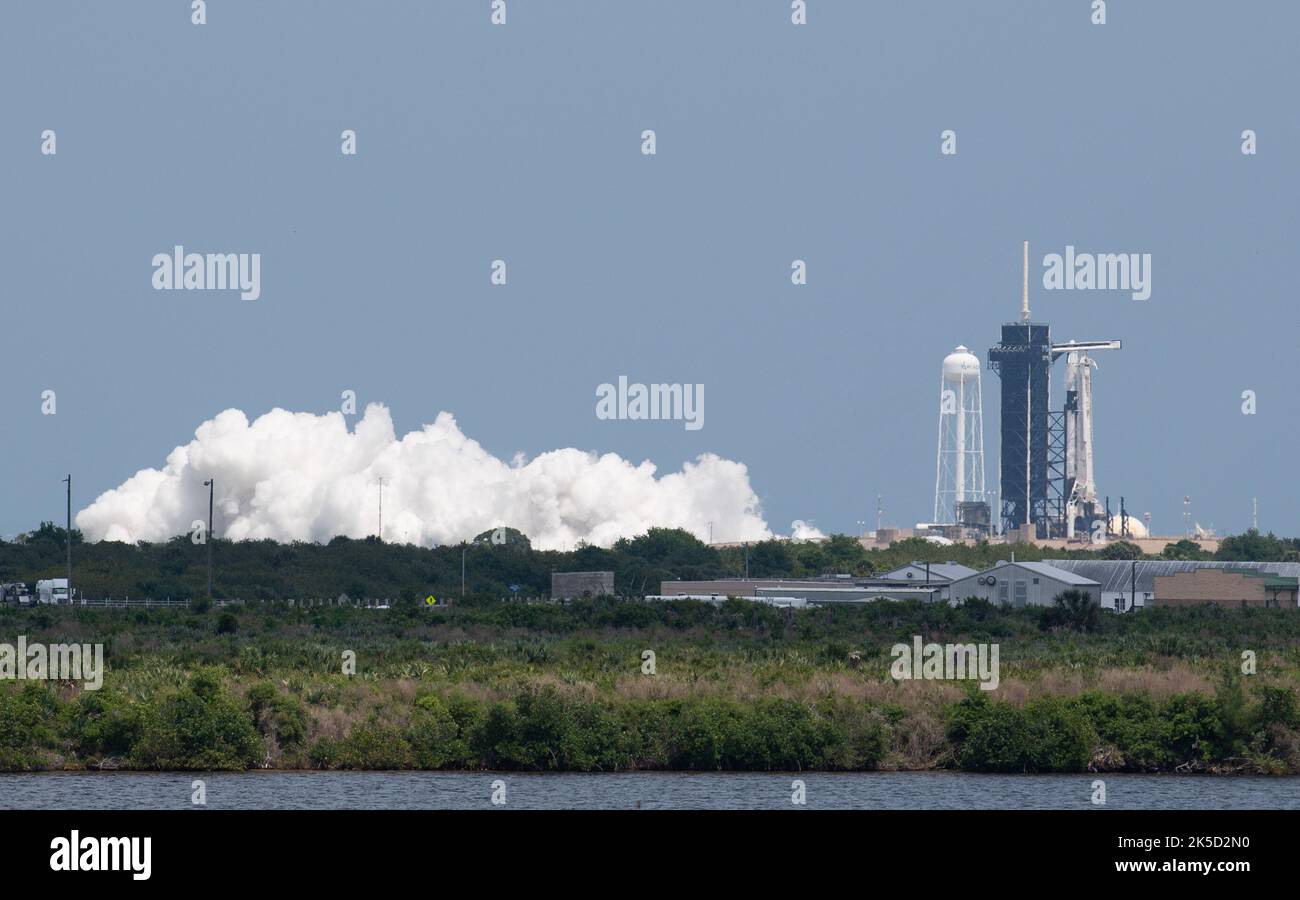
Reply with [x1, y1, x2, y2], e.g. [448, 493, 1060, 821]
[933, 345, 987, 524]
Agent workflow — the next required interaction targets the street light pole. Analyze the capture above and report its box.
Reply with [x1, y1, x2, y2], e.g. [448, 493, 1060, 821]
[203, 479, 214, 599]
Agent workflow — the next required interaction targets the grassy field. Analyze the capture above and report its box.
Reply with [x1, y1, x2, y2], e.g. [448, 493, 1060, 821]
[2, 596, 1299, 773]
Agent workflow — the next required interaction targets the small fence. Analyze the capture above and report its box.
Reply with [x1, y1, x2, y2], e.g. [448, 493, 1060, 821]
[10, 595, 623, 609]
[11, 596, 394, 610]
[72, 598, 193, 608]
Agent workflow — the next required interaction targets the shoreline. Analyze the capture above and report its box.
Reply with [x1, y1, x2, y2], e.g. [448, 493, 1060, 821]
[18, 768, 1283, 776]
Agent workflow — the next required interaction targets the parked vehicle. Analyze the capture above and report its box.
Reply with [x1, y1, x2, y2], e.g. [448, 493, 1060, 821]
[0, 582, 33, 604]
[35, 578, 72, 604]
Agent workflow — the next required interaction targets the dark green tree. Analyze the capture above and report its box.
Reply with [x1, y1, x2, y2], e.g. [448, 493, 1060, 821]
[1161, 539, 1211, 561]
[1047, 588, 1102, 632]
[1215, 530, 1292, 562]
[1099, 540, 1142, 560]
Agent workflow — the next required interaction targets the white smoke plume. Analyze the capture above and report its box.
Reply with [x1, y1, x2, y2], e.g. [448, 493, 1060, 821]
[76, 404, 779, 550]
[789, 520, 827, 542]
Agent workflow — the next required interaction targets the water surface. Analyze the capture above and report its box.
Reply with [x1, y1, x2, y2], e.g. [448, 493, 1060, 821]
[2, 770, 1297, 810]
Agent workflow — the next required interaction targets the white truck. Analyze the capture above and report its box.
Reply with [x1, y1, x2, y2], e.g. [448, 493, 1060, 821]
[35, 578, 71, 604]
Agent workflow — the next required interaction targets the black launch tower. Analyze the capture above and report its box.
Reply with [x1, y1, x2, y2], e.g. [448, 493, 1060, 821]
[988, 321, 1056, 536]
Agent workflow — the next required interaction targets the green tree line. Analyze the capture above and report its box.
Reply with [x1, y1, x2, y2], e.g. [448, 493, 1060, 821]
[1, 523, 1295, 602]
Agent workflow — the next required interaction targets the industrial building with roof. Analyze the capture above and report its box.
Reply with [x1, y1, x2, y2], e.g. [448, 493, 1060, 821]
[948, 561, 1101, 607]
[1045, 560, 1300, 611]
[655, 560, 1300, 612]
[1153, 569, 1298, 609]
[659, 562, 978, 604]
[868, 561, 978, 601]
[657, 577, 855, 598]
[655, 578, 944, 605]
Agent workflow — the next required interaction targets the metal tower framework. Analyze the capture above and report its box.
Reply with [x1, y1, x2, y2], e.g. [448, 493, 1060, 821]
[988, 321, 1054, 536]
[1045, 410, 1068, 536]
[987, 243, 1121, 538]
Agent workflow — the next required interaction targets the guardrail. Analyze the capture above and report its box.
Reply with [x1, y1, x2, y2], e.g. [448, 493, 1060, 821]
[70, 598, 193, 608]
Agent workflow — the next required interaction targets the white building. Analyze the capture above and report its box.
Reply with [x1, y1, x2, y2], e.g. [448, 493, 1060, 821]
[868, 561, 978, 602]
[948, 561, 1100, 608]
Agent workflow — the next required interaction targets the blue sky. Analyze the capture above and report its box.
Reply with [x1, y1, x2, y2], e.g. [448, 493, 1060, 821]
[1, 1, 1296, 541]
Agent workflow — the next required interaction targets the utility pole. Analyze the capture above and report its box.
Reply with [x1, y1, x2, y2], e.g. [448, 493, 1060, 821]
[1130, 558, 1137, 613]
[377, 476, 384, 541]
[63, 475, 72, 604]
[203, 479, 214, 599]
[1253, 497, 1258, 531]
[461, 545, 466, 599]
[744, 543, 749, 579]
[876, 495, 884, 533]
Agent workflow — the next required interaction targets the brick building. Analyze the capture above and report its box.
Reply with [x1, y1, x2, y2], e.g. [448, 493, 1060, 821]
[1152, 568, 1299, 609]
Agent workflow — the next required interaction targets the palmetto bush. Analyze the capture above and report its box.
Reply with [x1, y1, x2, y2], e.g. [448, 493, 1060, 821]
[1043, 588, 1102, 632]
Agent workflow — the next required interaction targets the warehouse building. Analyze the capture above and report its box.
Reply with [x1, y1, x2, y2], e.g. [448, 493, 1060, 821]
[756, 585, 942, 604]
[1153, 569, 1298, 609]
[1045, 560, 1300, 611]
[661, 564, 974, 603]
[658, 576, 946, 604]
[658, 576, 868, 598]
[645, 593, 812, 608]
[948, 561, 1100, 607]
[869, 561, 978, 602]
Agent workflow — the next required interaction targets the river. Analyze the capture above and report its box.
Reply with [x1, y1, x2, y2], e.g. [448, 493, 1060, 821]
[2, 770, 1298, 809]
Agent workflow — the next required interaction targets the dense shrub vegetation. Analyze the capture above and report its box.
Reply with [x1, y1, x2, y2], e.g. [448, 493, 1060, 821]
[1, 591, 1298, 773]
[2, 664, 1296, 773]
[2, 525, 1298, 772]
